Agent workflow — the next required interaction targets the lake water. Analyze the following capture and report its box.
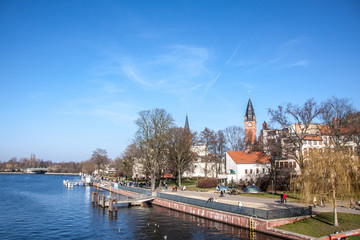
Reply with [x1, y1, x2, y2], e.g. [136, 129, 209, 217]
[0, 174, 282, 239]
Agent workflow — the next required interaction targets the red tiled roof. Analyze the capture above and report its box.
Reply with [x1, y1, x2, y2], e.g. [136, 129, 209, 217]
[301, 135, 323, 141]
[227, 151, 270, 164]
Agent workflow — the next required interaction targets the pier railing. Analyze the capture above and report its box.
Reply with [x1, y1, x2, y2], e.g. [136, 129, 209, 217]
[156, 192, 312, 220]
[114, 184, 153, 197]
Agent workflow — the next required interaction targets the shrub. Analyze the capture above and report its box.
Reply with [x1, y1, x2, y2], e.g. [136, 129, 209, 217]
[198, 178, 218, 188]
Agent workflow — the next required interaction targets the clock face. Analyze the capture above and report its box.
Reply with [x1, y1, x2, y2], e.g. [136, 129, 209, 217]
[248, 122, 252, 127]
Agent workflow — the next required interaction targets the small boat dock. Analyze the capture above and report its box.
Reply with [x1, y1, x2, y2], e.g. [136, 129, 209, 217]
[91, 192, 155, 212]
[63, 180, 90, 187]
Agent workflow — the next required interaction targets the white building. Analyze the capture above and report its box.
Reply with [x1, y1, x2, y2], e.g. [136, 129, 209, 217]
[220, 151, 271, 183]
[183, 145, 219, 178]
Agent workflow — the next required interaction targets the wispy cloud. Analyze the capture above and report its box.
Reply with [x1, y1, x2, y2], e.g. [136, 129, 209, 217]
[62, 97, 139, 123]
[94, 44, 217, 99]
[202, 72, 221, 98]
[282, 60, 310, 68]
[122, 65, 149, 86]
[226, 42, 242, 65]
[247, 37, 311, 71]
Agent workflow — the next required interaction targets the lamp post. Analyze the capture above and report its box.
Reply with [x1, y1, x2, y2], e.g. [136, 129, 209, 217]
[197, 177, 198, 192]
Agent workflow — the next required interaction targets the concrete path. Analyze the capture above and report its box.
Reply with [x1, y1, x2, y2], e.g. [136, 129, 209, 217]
[158, 188, 360, 215]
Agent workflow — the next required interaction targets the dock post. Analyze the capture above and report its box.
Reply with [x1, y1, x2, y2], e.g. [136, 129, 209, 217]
[101, 194, 105, 208]
[91, 192, 95, 203]
[109, 198, 113, 212]
[114, 198, 118, 212]
[97, 193, 101, 206]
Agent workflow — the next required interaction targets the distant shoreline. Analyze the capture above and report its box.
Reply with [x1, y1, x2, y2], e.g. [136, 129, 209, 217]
[0, 172, 80, 176]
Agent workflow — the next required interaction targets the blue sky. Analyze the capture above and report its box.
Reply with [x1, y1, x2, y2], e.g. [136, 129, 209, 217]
[1, 0, 359, 163]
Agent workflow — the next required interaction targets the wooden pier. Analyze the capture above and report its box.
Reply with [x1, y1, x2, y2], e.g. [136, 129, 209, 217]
[91, 192, 155, 212]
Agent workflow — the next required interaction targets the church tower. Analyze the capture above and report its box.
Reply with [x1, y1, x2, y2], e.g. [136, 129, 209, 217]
[244, 97, 256, 146]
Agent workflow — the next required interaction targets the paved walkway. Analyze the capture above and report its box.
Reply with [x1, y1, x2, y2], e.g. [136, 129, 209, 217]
[157, 188, 360, 215]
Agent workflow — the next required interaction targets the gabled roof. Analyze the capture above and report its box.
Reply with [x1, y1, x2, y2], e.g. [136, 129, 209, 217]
[227, 151, 270, 164]
[245, 98, 255, 121]
[299, 135, 323, 141]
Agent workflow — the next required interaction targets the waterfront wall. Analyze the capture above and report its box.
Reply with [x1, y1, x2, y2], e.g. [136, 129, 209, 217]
[152, 198, 307, 234]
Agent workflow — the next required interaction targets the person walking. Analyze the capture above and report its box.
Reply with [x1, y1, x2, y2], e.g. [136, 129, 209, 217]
[313, 196, 317, 208]
[283, 193, 287, 203]
[280, 192, 284, 204]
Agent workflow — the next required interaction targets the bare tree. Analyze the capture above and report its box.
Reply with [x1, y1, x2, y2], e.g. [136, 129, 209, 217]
[199, 127, 216, 178]
[166, 127, 197, 187]
[320, 97, 358, 151]
[134, 108, 174, 191]
[268, 98, 322, 171]
[298, 148, 360, 226]
[114, 144, 140, 178]
[90, 148, 111, 176]
[213, 130, 227, 177]
[224, 126, 246, 151]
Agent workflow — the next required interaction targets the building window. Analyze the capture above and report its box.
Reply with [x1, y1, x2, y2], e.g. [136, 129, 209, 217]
[280, 162, 283, 168]
[256, 168, 259, 174]
[263, 168, 265, 173]
[276, 162, 279, 168]
[285, 162, 288, 168]
[314, 141, 318, 145]
[245, 169, 248, 174]
[250, 169, 253, 174]
[293, 162, 296, 168]
[289, 162, 292, 168]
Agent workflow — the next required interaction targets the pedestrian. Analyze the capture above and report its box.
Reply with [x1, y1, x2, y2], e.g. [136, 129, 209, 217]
[206, 197, 214, 204]
[280, 192, 284, 204]
[313, 196, 317, 208]
[283, 193, 287, 203]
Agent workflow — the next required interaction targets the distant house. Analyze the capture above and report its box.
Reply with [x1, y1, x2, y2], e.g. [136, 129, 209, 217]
[220, 151, 270, 183]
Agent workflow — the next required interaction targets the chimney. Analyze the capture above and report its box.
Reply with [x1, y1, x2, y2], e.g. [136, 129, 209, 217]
[295, 122, 302, 133]
[262, 121, 268, 130]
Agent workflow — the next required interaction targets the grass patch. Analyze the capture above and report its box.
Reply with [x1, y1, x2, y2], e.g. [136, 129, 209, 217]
[276, 212, 360, 239]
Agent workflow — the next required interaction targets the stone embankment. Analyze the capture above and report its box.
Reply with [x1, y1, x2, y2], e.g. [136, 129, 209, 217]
[93, 182, 360, 240]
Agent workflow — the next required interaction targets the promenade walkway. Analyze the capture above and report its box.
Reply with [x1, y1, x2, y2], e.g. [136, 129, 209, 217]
[100, 180, 359, 215]
[157, 188, 360, 215]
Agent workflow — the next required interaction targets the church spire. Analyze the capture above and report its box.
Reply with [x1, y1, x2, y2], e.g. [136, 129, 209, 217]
[184, 114, 190, 131]
[245, 98, 255, 121]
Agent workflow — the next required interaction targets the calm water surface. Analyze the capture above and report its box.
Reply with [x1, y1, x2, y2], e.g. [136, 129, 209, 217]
[0, 174, 282, 240]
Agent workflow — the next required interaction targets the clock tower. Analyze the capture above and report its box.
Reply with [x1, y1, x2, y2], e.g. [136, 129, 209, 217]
[245, 97, 256, 146]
